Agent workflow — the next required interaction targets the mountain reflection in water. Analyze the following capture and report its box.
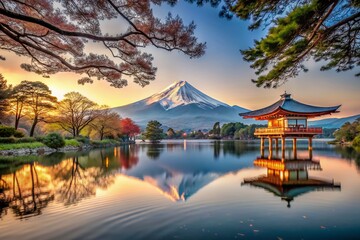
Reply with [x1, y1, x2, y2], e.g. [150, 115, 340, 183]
[1, 140, 360, 240]
[0, 141, 258, 218]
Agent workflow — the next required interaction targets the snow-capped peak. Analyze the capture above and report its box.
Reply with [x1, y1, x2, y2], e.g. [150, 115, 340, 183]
[146, 81, 229, 110]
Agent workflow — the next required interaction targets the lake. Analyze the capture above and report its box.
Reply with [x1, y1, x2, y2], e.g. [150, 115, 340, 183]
[1, 140, 360, 239]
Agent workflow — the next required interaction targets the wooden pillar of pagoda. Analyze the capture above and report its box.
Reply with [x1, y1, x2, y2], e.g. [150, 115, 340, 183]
[293, 138, 297, 159]
[268, 137, 273, 159]
[281, 136, 286, 161]
[260, 137, 265, 158]
[308, 137, 313, 160]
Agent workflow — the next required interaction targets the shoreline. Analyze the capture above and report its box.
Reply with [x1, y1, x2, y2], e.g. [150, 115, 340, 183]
[0, 142, 134, 156]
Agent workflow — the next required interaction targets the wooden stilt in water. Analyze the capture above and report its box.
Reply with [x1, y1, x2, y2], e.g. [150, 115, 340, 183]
[293, 138, 297, 159]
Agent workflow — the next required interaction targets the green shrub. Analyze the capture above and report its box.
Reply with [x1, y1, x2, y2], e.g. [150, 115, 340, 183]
[16, 137, 36, 143]
[13, 130, 25, 138]
[43, 133, 65, 149]
[75, 136, 90, 144]
[65, 139, 81, 147]
[0, 137, 16, 144]
[0, 125, 15, 137]
[353, 135, 360, 147]
[35, 136, 45, 142]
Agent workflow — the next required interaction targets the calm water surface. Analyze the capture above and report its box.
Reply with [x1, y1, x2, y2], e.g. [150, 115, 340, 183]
[0, 140, 360, 239]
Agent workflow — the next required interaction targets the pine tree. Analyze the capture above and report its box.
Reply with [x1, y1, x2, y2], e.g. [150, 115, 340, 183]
[189, 0, 359, 87]
[144, 120, 164, 142]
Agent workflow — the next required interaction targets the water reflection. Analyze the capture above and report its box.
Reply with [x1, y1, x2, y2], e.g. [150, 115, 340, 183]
[334, 146, 360, 170]
[0, 141, 356, 222]
[0, 163, 54, 219]
[243, 153, 341, 208]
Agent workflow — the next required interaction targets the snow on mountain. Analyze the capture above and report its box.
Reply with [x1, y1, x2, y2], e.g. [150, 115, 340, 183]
[145, 81, 230, 110]
[112, 80, 359, 130]
[112, 81, 253, 129]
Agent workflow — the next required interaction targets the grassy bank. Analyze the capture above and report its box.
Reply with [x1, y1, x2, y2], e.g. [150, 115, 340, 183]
[0, 138, 126, 155]
[0, 142, 45, 150]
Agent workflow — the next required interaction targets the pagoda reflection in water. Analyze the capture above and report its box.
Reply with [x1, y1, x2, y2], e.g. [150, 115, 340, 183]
[242, 155, 341, 208]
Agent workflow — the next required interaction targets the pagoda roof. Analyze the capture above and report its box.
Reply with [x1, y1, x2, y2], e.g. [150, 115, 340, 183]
[240, 93, 340, 119]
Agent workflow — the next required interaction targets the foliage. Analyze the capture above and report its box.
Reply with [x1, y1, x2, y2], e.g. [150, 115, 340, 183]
[35, 136, 45, 142]
[13, 130, 25, 138]
[17, 81, 57, 136]
[75, 136, 90, 144]
[0, 142, 45, 150]
[90, 139, 121, 147]
[189, 0, 359, 87]
[209, 122, 221, 139]
[43, 133, 65, 149]
[16, 137, 36, 143]
[55, 92, 99, 137]
[221, 122, 247, 138]
[334, 119, 360, 142]
[0, 137, 16, 144]
[65, 139, 81, 147]
[144, 120, 164, 142]
[353, 135, 360, 147]
[119, 118, 141, 140]
[0, 0, 205, 88]
[189, 130, 206, 139]
[8, 80, 57, 134]
[0, 125, 15, 137]
[0, 74, 11, 122]
[90, 107, 122, 140]
[166, 128, 176, 138]
[235, 124, 265, 140]
[9, 82, 28, 129]
[0, 136, 36, 144]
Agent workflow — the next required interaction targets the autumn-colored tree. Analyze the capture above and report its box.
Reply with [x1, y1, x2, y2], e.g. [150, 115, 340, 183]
[119, 118, 140, 141]
[55, 92, 99, 137]
[19, 81, 57, 136]
[0, 0, 205, 88]
[0, 73, 11, 122]
[90, 107, 122, 140]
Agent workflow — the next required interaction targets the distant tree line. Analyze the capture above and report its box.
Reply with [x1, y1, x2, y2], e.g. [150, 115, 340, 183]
[147, 121, 267, 141]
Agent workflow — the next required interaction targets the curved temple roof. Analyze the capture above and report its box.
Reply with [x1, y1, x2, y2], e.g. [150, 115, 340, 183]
[240, 93, 340, 119]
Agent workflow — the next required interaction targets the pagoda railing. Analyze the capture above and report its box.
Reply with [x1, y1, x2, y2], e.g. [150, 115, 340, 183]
[254, 127, 322, 135]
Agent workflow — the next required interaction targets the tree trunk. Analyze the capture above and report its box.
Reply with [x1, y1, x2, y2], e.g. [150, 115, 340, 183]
[29, 118, 38, 137]
[14, 117, 19, 130]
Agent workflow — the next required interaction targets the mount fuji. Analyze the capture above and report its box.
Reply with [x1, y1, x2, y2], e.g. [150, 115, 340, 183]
[112, 81, 254, 129]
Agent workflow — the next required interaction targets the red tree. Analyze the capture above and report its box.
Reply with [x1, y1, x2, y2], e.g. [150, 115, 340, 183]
[119, 118, 140, 141]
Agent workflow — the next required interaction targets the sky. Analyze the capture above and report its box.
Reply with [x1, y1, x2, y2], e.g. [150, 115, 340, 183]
[1, 2, 359, 118]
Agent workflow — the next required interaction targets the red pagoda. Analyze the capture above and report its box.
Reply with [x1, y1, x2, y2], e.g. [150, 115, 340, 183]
[240, 93, 340, 159]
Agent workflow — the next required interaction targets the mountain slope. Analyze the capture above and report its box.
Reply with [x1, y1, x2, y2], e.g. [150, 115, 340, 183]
[113, 81, 358, 130]
[309, 114, 360, 128]
[113, 81, 252, 129]
[145, 81, 230, 110]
